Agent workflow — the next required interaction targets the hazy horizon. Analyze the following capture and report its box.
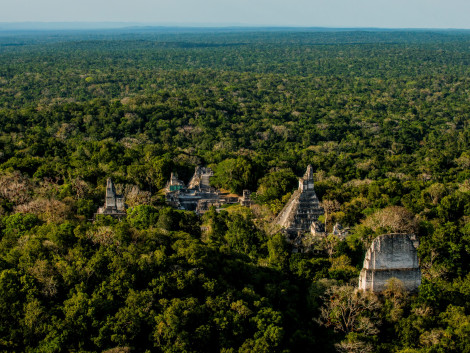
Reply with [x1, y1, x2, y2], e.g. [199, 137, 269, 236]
[1, 22, 470, 32]
[2, 0, 470, 29]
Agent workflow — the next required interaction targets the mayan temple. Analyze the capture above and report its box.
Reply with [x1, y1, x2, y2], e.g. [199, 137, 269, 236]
[272, 165, 324, 244]
[358, 233, 421, 292]
[95, 178, 127, 218]
[188, 166, 213, 190]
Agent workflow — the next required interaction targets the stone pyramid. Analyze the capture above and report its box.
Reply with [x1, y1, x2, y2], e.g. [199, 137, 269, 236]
[272, 165, 324, 239]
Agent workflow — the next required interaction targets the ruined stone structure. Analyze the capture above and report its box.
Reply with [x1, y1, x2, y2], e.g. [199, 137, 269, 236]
[332, 222, 349, 239]
[239, 190, 253, 207]
[272, 165, 324, 247]
[96, 178, 127, 218]
[165, 166, 246, 214]
[358, 233, 421, 292]
[188, 166, 213, 190]
[167, 172, 185, 192]
[310, 221, 325, 237]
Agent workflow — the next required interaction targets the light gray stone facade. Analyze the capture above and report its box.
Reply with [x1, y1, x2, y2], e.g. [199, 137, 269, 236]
[358, 233, 421, 292]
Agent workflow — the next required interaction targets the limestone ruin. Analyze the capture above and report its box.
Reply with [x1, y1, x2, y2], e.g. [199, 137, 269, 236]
[310, 221, 325, 237]
[358, 233, 421, 292]
[272, 165, 324, 247]
[332, 222, 349, 239]
[95, 178, 127, 218]
[165, 166, 247, 214]
[167, 172, 185, 192]
[188, 166, 213, 190]
[239, 190, 254, 207]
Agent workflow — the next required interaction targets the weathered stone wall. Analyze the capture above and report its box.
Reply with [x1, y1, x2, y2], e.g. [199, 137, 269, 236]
[358, 233, 421, 292]
[363, 233, 419, 270]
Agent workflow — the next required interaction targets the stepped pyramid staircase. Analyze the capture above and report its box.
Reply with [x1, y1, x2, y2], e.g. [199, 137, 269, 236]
[272, 165, 324, 244]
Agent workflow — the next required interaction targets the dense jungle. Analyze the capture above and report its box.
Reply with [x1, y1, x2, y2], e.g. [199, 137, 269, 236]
[1, 28, 470, 352]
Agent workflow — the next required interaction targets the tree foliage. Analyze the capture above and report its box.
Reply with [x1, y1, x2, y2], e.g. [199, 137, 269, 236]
[1, 28, 470, 352]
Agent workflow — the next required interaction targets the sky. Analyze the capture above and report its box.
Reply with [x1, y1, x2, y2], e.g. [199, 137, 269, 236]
[1, 0, 470, 29]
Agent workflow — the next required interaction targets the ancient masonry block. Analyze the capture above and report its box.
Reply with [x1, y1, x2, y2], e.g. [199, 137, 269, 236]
[96, 178, 127, 218]
[272, 165, 324, 243]
[358, 233, 421, 292]
[165, 166, 244, 214]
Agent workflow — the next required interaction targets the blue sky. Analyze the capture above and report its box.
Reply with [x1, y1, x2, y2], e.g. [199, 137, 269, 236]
[2, 0, 470, 28]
